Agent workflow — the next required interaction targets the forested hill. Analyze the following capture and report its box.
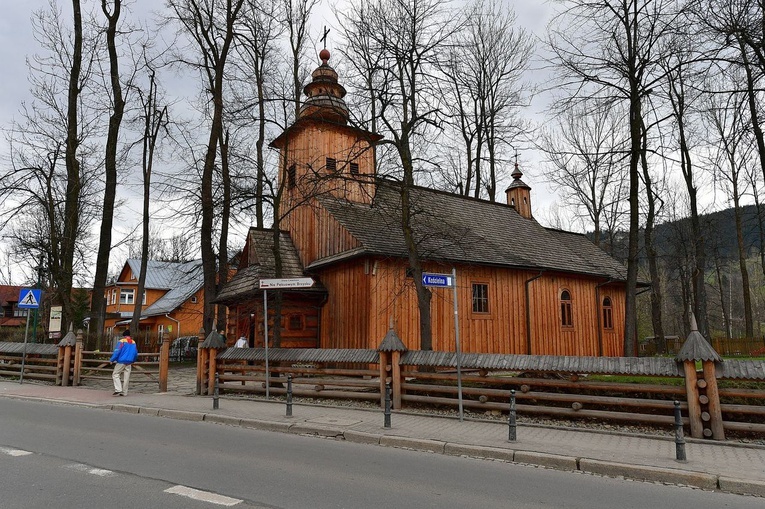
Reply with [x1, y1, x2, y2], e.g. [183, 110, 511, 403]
[598, 204, 765, 264]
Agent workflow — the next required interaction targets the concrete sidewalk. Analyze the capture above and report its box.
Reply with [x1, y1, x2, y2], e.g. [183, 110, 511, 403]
[1, 378, 764, 498]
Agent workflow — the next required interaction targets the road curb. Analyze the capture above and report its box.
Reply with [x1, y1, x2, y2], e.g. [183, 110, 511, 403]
[288, 423, 345, 438]
[157, 409, 205, 421]
[380, 436, 446, 453]
[717, 476, 765, 497]
[514, 450, 578, 470]
[239, 418, 292, 433]
[204, 414, 241, 426]
[344, 430, 382, 445]
[578, 459, 718, 490]
[444, 443, 515, 462]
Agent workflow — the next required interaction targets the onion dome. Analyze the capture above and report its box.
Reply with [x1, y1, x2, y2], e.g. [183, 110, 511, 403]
[299, 49, 349, 124]
[506, 163, 531, 191]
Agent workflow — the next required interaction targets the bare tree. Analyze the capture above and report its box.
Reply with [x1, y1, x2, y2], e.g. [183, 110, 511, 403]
[658, 29, 711, 340]
[166, 0, 246, 334]
[0, 1, 101, 332]
[340, 0, 461, 350]
[281, 0, 318, 121]
[233, 0, 283, 228]
[441, 0, 533, 201]
[91, 0, 127, 338]
[547, 0, 680, 355]
[130, 68, 168, 335]
[704, 85, 756, 338]
[538, 101, 627, 247]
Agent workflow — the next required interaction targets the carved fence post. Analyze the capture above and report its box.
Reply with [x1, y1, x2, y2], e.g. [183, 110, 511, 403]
[73, 329, 84, 386]
[159, 336, 170, 392]
[675, 312, 724, 440]
[377, 327, 407, 410]
[57, 326, 77, 387]
[56, 344, 64, 386]
[196, 328, 206, 395]
[200, 330, 227, 396]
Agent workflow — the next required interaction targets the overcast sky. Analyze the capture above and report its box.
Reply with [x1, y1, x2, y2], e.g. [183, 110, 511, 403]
[0, 0, 558, 284]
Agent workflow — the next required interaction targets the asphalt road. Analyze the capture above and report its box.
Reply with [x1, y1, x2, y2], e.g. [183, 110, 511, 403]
[0, 398, 760, 509]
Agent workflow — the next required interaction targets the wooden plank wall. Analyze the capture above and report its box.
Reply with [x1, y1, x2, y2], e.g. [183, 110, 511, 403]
[319, 261, 371, 349]
[317, 258, 625, 357]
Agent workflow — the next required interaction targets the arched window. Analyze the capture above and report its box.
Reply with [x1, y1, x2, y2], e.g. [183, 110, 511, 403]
[602, 296, 613, 329]
[560, 289, 573, 327]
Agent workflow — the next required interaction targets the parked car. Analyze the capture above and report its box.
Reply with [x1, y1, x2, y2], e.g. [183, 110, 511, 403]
[169, 336, 198, 362]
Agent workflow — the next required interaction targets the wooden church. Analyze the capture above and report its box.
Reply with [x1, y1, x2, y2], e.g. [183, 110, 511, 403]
[216, 49, 629, 357]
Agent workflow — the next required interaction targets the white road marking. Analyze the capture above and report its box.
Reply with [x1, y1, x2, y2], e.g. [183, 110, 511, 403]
[0, 447, 32, 457]
[64, 463, 116, 477]
[165, 485, 242, 506]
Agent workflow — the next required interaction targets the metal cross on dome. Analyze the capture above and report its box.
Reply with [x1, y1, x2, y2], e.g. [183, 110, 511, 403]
[321, 25, 330, 48]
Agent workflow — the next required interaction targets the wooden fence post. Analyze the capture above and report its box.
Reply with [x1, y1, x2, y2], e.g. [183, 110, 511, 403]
[55, 345, 64, 386]
[196, 328, 206, 395]
[159, 336, 170, 392]
[681, 361, 702, 438]
[378, 350, 390, 408]
[702, 360, 725, 440]
[73, 329, 83, 386]
[676, 311, 724, 440]
[201, 330, 227, 396]
[57, 327, 77, 387]
[377, 327, 407, 410]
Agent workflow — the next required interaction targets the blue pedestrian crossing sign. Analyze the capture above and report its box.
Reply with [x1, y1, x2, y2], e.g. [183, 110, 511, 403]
[18, 288, 42, 309]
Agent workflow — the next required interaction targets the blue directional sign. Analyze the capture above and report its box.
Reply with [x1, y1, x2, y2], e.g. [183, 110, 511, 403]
[18, 288, 42, 309]
[421, 272, 454, 288]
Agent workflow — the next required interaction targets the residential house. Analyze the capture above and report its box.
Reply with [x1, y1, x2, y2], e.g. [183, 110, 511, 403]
[0, 285, 28, 328]
[216, 49, 631, 356]
[104, 259, 204, 347]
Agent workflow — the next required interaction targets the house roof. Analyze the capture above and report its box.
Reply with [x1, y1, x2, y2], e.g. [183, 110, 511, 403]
[123, 259, 204, 317]
[215, 229, 326, 305]
[0, 285, 22, 306]
[312, 181, 629, 281]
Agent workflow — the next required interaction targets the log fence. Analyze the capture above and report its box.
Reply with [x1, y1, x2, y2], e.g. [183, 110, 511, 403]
[198, 326, 765, 441]
[0, 329, 170, 391]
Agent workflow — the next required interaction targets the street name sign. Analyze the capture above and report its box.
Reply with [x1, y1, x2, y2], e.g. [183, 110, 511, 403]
[260, 277, 314, 289]
[18, 288, 42, 309]
[421, 272, 454, 288]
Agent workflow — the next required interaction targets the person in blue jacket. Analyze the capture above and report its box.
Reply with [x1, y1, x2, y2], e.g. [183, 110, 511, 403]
[110, 329, 139, 396]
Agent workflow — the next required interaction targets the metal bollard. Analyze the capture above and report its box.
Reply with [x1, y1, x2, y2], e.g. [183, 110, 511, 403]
[508, 389, 517, 442]
[674, 400, 687, 462]
[384, 381, 392, 428]
[286, 374, 293, 417]
[213, 373, 220, 410]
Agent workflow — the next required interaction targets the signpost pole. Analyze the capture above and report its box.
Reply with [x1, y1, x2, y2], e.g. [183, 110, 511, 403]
[19, 314, 31, 384]
[452, 268, 463, 421]
[258, 278, 314, 401]
[263, 289, 269, 399]
[18, 288, 42, 384]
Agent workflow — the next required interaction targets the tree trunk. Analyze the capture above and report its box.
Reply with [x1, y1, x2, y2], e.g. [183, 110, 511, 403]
[93, 0, 125, 339]
[733, 191, 754, 338]
[60, 0, 84, 332]
[640, 125, 664, 351]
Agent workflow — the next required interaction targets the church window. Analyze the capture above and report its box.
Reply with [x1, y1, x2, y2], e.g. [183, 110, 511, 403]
[560, 289, 573, 327]
[472, 283, 489, 313]
[326, 157, 337, 172]
[350, 162, 359, 175]
[602, 296, 613, 329]
[287, 164, 296, 189]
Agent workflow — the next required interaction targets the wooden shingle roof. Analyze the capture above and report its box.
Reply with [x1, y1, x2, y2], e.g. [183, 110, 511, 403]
[313, 181, 628, 280]
[215, 228, 326, 304]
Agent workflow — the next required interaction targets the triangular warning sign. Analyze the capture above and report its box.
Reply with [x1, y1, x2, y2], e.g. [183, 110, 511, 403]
[20, 290, 38, 307]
